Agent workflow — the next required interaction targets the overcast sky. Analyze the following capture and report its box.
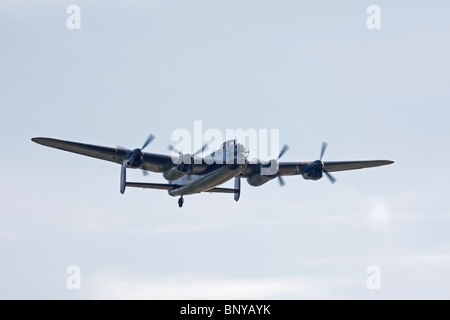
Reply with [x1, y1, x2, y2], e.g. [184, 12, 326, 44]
[1, 0, 450, 299]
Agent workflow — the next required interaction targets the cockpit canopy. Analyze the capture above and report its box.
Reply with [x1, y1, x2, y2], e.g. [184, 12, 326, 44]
[221, 139, 245, 152]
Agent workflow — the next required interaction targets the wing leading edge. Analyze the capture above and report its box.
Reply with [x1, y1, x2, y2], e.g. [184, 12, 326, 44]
[277, 160, 394, 176]
[31, 137, 174, 173]
[323, 160, 394, 172]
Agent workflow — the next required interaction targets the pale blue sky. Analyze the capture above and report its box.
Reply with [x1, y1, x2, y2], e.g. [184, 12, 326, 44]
[1, 0, 449, 299]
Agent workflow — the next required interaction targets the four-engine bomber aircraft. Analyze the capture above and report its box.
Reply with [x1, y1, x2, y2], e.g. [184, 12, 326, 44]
[32, 135, 394, 207]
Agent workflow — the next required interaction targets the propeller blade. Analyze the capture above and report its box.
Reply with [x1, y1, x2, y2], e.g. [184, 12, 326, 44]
[323, 169, 336, 184]
[277, 175, 286, 187]
[278, 144, 289, 159]
[167, 144, 183, 157]
[141, 134, 155, 150]
[320, 142, 327, 161]
[193, 144, 208, 156]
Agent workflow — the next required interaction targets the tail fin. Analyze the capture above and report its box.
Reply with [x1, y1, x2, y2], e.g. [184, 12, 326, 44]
[234, 176, 241, 202]
[120, 165, 126, 194]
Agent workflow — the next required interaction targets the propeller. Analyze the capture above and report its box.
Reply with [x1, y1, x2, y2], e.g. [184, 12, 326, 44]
[168, 143, 208, 158]
[119, 134, 155, 189]
[319, 142, 336, 184]
[140, 134, 154, 175]
[278, 176, 286, 187]
[119, 134, 155, 152]
[141, 134, 155, 151]
[278, 144, 289, 160]
[167, 144, 183, 157]
[320, 142, 327, 161]
[323, 168, 336, 184]
[167, 143, 208, 173]
[276, 144, 289, 187]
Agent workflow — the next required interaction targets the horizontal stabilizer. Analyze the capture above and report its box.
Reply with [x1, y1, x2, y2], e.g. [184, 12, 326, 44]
[205, 187, 237, 194]
[126, 182, 238, 194]
[126, 182, 178, 190]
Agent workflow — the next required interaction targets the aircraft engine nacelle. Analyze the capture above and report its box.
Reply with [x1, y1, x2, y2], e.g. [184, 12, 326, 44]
[302, 172, 322, 180]
[124, 149, 144, 168]
[302, 161, 323, 181]
[246, 174, 277, 187]
[247, 160, 279, 186]
[163, 166, 187, 181]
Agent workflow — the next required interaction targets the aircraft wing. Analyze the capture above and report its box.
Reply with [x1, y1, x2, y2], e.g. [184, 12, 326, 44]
[277, 160, 394, 176]
[31, 137, 174, 173]
[323, 160, 394, 172]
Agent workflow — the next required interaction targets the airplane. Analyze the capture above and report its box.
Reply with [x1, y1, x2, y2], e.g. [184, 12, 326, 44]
[31, 135, 394, 207]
